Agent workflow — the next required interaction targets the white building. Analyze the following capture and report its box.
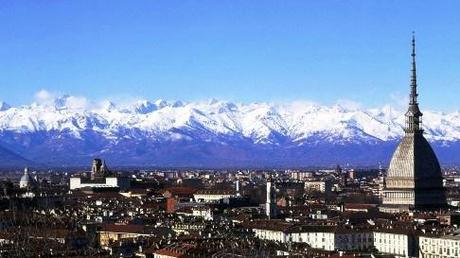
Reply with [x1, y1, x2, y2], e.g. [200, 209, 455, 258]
[69, 176, 130, 190]
[419, 235, 460, 258]
[193, 189, 235, 203]
[191, 206, 213, 221]
[69, 159, 130, 190]
[248, 221, 418, 257]
[288, 226, 337, 251]
[373, 230, 416, 258]
[249, 222, 372, 252]
[253, 227, 287, 243]
[290, 171, 313, 181]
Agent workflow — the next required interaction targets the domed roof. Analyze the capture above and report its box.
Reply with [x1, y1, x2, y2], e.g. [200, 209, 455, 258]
[387, 133, 443, 188]
[19, 167, 34, 188]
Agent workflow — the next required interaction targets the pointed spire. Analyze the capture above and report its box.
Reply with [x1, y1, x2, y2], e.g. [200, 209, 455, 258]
[405, 32, 423, 134]
[410, 32, 418, 105]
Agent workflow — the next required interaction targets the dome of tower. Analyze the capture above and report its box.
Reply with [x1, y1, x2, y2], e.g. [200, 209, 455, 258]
[386, 134, 443, 189]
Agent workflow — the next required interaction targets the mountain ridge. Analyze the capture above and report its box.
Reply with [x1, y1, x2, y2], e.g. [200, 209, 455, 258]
[1, 96, 460, 167]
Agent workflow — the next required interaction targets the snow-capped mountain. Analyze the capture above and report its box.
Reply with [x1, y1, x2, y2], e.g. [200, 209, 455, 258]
[1, 95, 460, 167]
[0, 101, 10, 112]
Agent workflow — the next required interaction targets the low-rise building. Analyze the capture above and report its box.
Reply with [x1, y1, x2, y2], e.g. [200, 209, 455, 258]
[419, 234, 460, 258]
[70, 159, 130, 190]
[248, 220, 422, 257]
[70, 176, 130, 190]
[191, 206, 213, 220]
[98, 224, 152, 247]
[248, 221, 373, 252]
[304, 180, 332, 193]
[193, 189, 235, 203]
[373, 229, 417, 258]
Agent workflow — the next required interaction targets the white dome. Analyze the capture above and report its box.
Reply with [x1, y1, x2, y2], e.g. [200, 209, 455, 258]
[19, 168, 34, 189]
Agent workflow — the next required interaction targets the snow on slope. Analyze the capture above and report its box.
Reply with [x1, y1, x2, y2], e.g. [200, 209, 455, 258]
[0, 95, 459, 145]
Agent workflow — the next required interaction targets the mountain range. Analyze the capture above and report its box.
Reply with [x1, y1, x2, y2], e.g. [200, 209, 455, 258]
[1, 96, 460, 168]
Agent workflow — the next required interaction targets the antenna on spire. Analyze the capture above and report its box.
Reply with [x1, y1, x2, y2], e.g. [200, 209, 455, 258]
[410, 31, 418, 105]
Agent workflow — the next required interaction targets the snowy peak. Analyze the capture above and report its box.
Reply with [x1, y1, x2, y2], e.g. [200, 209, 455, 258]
[2, 95, 460, 166]
[0, 101, 11, 111]
[0, 96, 459, 145]
[128, 100, 157, 114]
[126, 99, 186, 114]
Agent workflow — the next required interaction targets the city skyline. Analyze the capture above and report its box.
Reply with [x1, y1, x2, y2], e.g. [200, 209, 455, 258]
[1, 3, 460, 257]
[1, 1, 460, 110]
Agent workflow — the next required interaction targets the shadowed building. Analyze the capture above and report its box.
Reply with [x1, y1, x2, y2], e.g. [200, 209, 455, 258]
[381, 34, 447, 213]
[90, 158, 109, 180]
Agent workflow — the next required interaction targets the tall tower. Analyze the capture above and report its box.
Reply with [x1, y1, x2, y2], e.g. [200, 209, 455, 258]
[235, 180, 240, 197]
[382, 34, 447, 212]
[265, 177, 277, 219]
[91, 158, 102, 179]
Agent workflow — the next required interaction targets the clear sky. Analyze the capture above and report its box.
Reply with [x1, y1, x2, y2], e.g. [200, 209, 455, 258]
[0, 1, 459, 110]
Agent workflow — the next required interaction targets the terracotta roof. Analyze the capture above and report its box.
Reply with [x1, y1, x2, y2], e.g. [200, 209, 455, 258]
[161, 187, 197, 197]
[244, 220, 293, 232]
[154, 243, 196, 257]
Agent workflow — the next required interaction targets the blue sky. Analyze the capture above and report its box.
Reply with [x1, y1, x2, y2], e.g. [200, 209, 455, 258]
[0, 1, 459, 110]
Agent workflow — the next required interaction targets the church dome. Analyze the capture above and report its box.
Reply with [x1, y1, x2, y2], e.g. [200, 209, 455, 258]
[19, 167, 34, 189]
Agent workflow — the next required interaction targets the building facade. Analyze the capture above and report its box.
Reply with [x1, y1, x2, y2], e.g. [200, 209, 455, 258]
[419, 235, 460, 258]
[249, 222, 421, 257]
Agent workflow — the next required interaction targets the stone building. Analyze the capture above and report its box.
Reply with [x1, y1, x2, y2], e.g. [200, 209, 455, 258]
[419, 234, 460, 258]
[382, 35, 447, 212]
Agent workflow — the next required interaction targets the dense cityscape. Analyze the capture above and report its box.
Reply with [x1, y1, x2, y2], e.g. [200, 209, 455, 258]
[2, 2, 460, 258]
[2, 36, 460, 258]
[1, 157, 460, 257]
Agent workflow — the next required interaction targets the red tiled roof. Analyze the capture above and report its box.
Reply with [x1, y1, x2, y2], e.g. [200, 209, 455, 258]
[161, 187, 197, 197]
[153, 243, 196, 257]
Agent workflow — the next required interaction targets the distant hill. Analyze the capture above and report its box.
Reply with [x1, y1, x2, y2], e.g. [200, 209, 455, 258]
[0, 144, 32, 168]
